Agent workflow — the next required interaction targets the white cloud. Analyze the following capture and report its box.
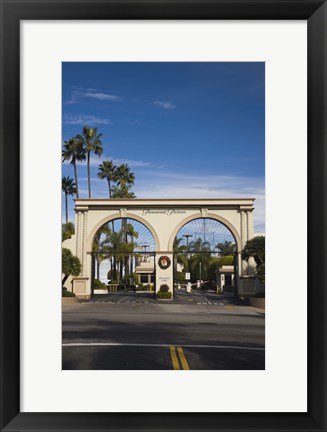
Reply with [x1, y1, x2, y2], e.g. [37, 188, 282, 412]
[65, 88, 121, 104]
[153, 101, 176, 110]
[88, 155, 167, 169]
[64, 167, 265, 232]
[133, 171, 265, 232]
[83, 91, 121, 101]
[63, 115, 110, 125]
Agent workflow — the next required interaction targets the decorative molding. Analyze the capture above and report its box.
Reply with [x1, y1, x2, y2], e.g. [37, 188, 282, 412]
[120, 208, 127, 218]
[201, 208, 208, 217]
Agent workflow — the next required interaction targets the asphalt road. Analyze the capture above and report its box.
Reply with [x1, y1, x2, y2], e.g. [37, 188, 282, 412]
[63, 290, 265, 370]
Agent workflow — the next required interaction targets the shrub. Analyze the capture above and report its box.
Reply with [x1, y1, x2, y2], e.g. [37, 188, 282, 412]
[93, 279, 105, 289]
[157, 291, 172, 300]
[62, 289, 76, 297]
[62, 222, 75, 242]
[137, 283, 144, 290]
[159, 284, 169, 293]
[174, 271, 185, 283]
[62, 248, 81, 288]
[218, 255, 234, 267]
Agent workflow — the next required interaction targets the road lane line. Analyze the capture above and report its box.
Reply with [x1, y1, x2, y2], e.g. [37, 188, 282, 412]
[170, 346, 180, 370]
[117, 297, 129, 304]
[177, 347, 190, 370]
[62, 342, 264, 351]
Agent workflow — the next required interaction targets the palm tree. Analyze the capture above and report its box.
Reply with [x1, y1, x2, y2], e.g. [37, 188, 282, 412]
[216, 240, 236, 256]
[188, 237, 211, 282]
[189, 237, 211, 253]
[62, 176, 76, 224]
[97, 160, 116, 198]
[92, 223, 112, 279]
[126, 223, 139, 277]
[113, 163, 135, 188]
[62, 137, 85, 198]
[98, 160, 117, 232]
[77, 126, 103, 198]
[111, 184, 136, 199]
[173, 237, 188, 269]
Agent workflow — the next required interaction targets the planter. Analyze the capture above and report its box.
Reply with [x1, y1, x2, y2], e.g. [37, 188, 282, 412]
[62, 297, 79, 305]
[156, 298, 173, 301]
[250, 297, 265, 310]
[94, 289, 109, 294]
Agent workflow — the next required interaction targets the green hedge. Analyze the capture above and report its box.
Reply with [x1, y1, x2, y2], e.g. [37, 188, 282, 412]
[93, 279, 105, 289]
[62, 289, 76, 297]
[157, 291, 172, 300]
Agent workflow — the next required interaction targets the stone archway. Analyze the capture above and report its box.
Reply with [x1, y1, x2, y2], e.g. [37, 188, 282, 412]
[171, 216, 240, 295]
[63, 198, 255, 298]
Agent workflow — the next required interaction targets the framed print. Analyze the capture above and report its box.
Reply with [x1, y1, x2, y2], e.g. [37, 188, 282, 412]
[1, 0, 326, 431]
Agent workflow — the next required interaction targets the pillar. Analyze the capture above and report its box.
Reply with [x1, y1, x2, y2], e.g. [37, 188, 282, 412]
[240, 210, 249, 276]
[155, 252, 174, 295]
[72, 209, 91, 299]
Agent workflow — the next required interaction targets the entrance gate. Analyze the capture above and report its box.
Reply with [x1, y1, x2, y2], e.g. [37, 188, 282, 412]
[62, 198, 256, 299]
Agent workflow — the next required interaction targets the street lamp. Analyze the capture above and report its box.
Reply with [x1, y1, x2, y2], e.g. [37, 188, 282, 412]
[182, 234, 193, 250]
[183, 234, 193, 272]
[142, 245, 149, 261]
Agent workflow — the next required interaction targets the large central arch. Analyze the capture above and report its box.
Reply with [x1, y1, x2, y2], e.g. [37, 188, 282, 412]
[63, 198, 255, 298]
[172, 217, 239, 294]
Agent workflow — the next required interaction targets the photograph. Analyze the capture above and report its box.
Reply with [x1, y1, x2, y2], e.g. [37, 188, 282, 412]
[61, 62, 265, 370]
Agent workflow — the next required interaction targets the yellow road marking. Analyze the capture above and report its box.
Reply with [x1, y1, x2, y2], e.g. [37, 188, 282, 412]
[177, 347, 190, 370]
[170, 346, 180, 370]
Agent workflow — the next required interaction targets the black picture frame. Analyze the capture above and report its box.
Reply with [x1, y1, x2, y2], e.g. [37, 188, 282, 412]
[1, 1, 326, 431]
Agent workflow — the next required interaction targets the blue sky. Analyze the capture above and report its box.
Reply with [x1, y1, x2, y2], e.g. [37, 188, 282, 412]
[62, 62, 265, 233]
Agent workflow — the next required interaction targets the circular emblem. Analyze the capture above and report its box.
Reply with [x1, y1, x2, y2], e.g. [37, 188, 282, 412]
[158, 255, 171, 270]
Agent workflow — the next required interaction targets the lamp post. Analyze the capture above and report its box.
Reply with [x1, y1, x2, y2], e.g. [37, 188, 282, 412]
[183, 234, 192, 250]
[183, 234, 193, 272]
[142, 245, 149, 261]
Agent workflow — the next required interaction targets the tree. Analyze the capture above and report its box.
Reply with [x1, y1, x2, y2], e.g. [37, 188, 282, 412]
[62, 176, 76, 224]
[62, 248, 81, 287]
[62, 222, 75, 242]
[216, 240, 236, 255]
[62, 137, 85, 198]
[98, 160, 117, 232]
[113, 163, 135, 188]
[173, 237, 188, 271]
[126, 223, 139, 275]
[111, 184, 136, 198]
[242, 236, 265, 283]
[97, 160, 116, 198]
[217, 255, 234, 267]
[111, 165, 136, 281]
[188, 237, 211, 281]
[92, 223, 112, 279]
[77, 126, 103, 198]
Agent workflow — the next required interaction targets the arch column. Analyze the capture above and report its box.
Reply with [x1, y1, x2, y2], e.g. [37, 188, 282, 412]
[73, 209, 91, 299]
[240, 209, 249, 276]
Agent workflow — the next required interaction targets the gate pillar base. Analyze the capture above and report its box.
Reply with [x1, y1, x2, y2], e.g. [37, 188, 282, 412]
[238, 277, 256, 298]
[72, 277, 90, 299]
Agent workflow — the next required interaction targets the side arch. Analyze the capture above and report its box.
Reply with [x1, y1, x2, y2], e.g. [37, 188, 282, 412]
[167, 212, 242, 251]
[86, 212, 161, 252]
